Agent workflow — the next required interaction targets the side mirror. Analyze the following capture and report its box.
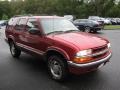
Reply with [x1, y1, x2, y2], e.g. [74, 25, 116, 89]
[28, 28, 40, 35]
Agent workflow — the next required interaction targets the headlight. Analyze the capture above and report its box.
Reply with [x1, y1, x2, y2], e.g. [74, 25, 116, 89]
[76, 49, 92, 57]
[73, 49, 93, 64]
[107, 43, 111, 48]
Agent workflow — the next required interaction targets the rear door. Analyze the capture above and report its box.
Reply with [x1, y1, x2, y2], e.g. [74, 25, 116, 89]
[5, 17, 19, 39]
[14, 18, 27, 44]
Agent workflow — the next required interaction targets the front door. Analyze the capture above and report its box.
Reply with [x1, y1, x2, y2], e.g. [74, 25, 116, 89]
[23, 18, 47, 55]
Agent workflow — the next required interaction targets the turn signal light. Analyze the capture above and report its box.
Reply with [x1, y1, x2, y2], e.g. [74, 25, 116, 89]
[73, 57, 93, 64]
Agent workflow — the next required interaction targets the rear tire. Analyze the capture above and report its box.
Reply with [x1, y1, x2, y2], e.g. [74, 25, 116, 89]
[47, 55, 68, 81]
[9, 41, 21, 58]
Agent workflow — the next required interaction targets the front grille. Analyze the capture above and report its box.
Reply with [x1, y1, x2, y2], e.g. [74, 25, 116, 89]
[92, 45, 108, 54]
[92, 45, 109, 60]
[93, 52, 108, 59]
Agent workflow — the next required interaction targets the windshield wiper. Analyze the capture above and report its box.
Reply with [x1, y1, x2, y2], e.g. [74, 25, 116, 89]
[47, 30, 79, 35]
[65, 30, 79, 33]
[47, 31, 64, 35]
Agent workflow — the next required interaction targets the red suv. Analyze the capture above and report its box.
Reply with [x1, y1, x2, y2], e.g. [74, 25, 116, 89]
[5, 16, 112, 81]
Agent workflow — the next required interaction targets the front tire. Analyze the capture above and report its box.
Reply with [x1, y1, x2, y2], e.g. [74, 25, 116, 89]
[93, 30, 97, 33]
[10, 41, 21, 58]
[84, 27, 91, 33]
[47, 55, 68, 81]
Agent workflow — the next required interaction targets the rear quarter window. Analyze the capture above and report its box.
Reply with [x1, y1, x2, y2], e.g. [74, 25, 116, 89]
[15, 18, 27, 31]
[8, 17, 20, 26]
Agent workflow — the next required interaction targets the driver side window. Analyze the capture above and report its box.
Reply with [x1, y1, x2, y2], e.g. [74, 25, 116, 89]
[26, 18, 39, 30]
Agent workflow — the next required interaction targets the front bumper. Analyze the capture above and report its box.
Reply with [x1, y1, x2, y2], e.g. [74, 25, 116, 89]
[68, 52, 111, 68]
[67, 52, 112, 74]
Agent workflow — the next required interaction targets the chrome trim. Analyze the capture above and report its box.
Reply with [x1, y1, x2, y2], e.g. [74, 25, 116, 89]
[47, 46, 70, 60]
[68, 53, 112, 68]
[16, 42, 45, 55]
[76, 48, 109, 58]
[90, 48, 109, 57]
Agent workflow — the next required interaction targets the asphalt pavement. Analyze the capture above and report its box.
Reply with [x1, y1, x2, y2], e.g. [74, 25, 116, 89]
[0, 29, 120, 90]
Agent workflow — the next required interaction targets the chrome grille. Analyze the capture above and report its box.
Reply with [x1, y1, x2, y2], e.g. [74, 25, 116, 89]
[91, 45, 109, 59]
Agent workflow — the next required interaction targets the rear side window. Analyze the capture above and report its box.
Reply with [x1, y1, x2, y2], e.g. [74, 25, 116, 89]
[15, 18, 27, 31]
[18, 18, 27, 25]
[8, 17, 19, 26]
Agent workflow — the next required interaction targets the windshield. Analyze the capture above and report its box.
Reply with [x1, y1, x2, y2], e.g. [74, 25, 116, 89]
[40, 18, 78, 34]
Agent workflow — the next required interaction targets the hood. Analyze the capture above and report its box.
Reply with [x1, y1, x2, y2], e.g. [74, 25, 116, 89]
[53, 32, 108, 50]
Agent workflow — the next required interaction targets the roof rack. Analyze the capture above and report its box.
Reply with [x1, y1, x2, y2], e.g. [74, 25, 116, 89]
[13, 14, 58, 18]
[13, 14, 33, 17]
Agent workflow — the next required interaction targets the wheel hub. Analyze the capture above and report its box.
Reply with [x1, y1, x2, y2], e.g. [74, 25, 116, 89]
[50, 60, 62, 78]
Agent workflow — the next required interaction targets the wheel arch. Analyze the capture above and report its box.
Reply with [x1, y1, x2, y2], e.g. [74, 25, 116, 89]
[8, 38, 14, 45]
[46, 47, 70, 61]
[7, 35, 15, 45]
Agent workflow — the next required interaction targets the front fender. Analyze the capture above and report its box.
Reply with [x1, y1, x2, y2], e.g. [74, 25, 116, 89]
[46, 46, 70, 60]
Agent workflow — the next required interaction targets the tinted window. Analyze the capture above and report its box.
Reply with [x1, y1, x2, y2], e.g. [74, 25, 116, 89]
[15, 18, 27, 30]
[8, 17, 19, 26]
[18, 18, 27, 25]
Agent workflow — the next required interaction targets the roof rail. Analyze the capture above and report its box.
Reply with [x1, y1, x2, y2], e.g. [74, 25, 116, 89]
[12, 14, 58, 18]
[13, 14, 33, 17]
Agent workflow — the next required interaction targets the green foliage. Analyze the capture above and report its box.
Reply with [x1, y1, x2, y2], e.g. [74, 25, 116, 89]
[2, 14, 8, 20]
[0, 1, 11, 19]
[0, 0, 120, 19]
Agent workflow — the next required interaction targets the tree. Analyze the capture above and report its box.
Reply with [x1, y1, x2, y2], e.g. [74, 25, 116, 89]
[0, 0, 120, 19]
[0, 1, 11, 19]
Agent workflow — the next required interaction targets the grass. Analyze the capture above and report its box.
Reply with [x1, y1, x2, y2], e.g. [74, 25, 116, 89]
[104, 25, 120, 30]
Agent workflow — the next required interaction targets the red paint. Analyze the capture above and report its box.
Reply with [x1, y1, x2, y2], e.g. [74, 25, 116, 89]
[5, 16, 111, 74]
